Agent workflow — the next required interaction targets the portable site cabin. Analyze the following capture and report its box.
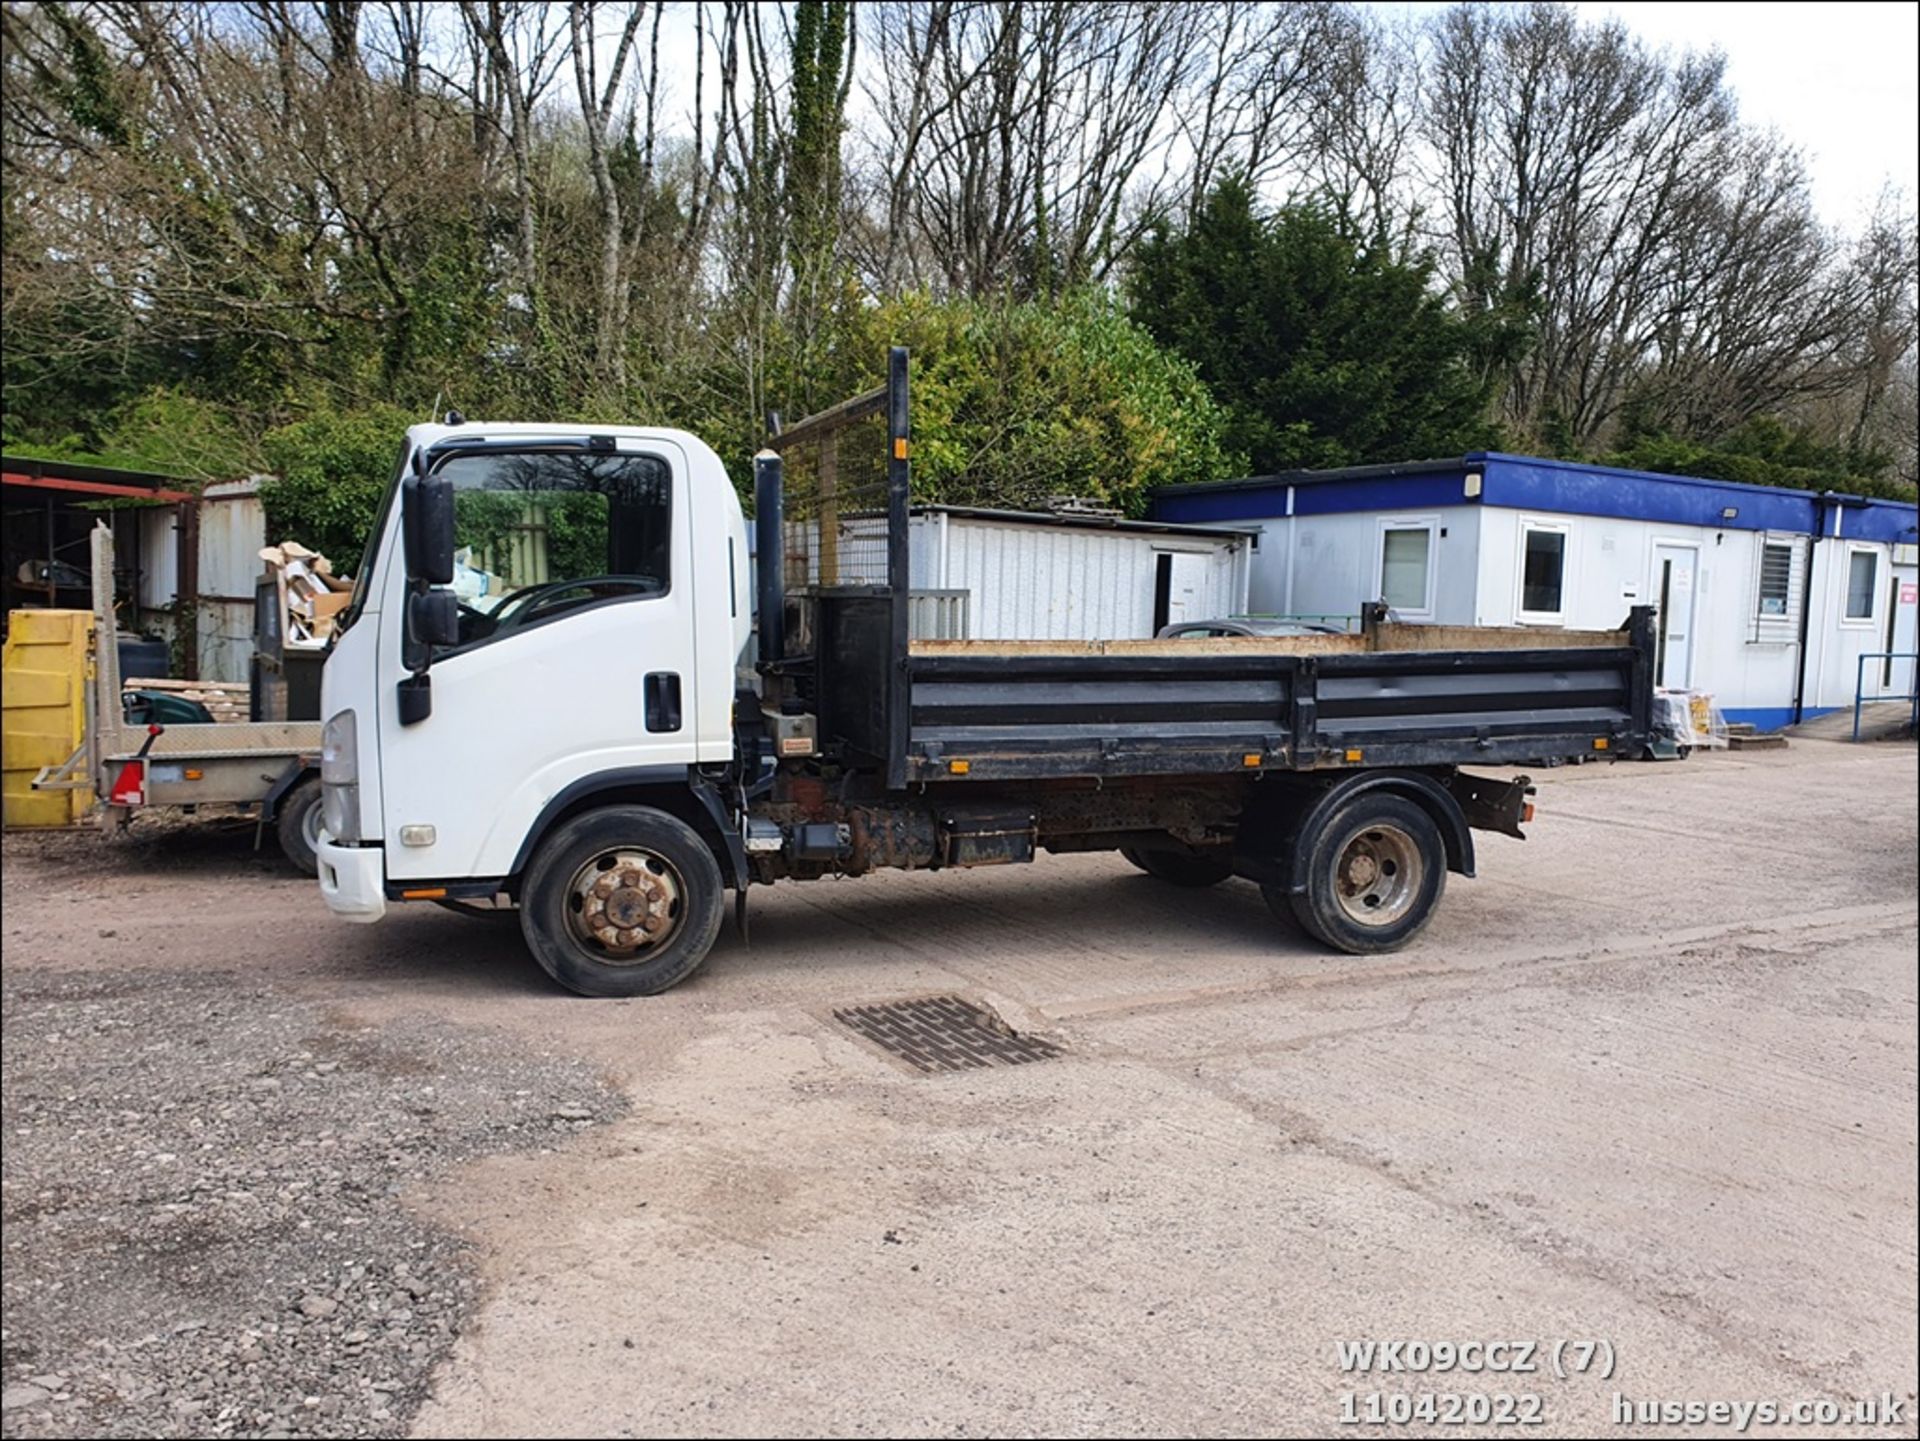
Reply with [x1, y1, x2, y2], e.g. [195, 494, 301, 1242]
[769, 504, 1253, 643]
[1154, 453, 1919, 730]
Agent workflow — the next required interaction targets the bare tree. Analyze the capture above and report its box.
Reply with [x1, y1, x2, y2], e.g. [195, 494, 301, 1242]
[568, 0, 647, 395]
[862, 1, 1208, 298]
[455, 1, 568, 339]
[1428, 2, 1858, 450]
[1178, 2, 1335, 226]
[1301, 6, 1419, 249]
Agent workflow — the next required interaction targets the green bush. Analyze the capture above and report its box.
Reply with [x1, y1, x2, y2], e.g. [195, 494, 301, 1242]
[843, 290, 1239, 515]
[1605, 418, 1915, 502]
[3, 386, 259, 484]
[259, 407, 413, 567]
[1131, 179, 1499, 473]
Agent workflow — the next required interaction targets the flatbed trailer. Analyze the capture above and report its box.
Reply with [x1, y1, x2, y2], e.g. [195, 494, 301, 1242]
[32, 525, 324, 871]
[312, 348, 1655, 996]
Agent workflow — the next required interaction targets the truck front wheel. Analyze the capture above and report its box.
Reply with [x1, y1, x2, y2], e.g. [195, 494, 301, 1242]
[1266, 794, 1445, 954]
[1119, 846, 1234, 887]
[519, 805, 725, 997]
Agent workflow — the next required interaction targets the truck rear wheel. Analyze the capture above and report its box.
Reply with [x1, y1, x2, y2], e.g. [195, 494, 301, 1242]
[1266, 794, 1445, 954]
[519, 805, 725, 997]
[275, 777, 323, 877]
[1119, 846, 1234, 887]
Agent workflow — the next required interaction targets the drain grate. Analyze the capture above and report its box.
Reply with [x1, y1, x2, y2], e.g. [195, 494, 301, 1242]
[833, 995, 1063, 1074]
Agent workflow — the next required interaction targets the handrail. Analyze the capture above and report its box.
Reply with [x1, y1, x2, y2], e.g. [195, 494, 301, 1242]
[1853, 651, 1919, 741]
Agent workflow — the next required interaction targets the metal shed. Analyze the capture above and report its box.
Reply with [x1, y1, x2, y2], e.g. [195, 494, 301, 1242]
[3, 457, 270, 683]
[900, 506, 1252, 640]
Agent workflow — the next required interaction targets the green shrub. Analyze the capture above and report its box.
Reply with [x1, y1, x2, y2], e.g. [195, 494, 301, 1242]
[846, 290, 1239, 515]
[259, 407, 413, 567]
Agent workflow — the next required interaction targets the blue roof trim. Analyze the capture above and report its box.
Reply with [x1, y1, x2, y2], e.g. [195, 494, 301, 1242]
[1150, 450, 1918, 542]
[1156, 471, 1474, 524]
[1840, 499, 1920, 543]
[1479, 455, 1810, 534]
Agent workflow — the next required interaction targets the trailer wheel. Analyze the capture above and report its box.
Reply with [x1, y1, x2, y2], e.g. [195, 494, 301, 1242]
[275, 777, 324, 877]
[519, 805, 725, 998]
[1267, 794, 1445, 954]
[1119, 846, 1233, 887]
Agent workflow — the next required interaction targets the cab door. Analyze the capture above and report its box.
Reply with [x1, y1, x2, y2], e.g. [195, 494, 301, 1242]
[376, 439, 698, 882]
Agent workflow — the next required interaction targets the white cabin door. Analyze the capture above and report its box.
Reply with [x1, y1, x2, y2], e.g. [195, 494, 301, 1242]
[1652, 543, 1698, 688]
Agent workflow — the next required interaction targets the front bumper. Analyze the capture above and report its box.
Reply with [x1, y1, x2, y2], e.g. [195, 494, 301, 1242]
[317, 834, 386, 922]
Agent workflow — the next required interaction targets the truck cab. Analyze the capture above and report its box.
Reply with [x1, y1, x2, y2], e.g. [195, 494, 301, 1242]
[316, 422, 749, 924]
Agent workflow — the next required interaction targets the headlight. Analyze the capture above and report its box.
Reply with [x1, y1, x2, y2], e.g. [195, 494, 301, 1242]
[321, 709, 357, 784]
[321, 710, 360, 842]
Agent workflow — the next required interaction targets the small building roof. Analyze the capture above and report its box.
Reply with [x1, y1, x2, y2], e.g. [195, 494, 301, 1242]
[910, 503, 1254, 541]
[1153, 451, 1918, 544]
[2, 454, 195, 504]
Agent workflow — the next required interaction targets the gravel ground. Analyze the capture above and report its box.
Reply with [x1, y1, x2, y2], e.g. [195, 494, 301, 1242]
[4, 741, 1915, 1438]
[0, 961, 623, 1439]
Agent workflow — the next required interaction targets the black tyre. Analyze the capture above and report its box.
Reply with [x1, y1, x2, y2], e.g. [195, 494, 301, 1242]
[275, 776, 323, 876]
[1119, 845, 1234, 888]
[519, 805, 725, 998]
[1263, 794, 1445, 954]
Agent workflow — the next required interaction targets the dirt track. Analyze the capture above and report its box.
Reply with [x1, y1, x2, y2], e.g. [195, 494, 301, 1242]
[4, 738, 1916, 1438]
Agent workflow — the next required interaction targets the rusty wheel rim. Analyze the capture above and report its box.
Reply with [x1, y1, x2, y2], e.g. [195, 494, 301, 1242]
[564, 848, 686, 961]
[1332, 823, 1420, 928]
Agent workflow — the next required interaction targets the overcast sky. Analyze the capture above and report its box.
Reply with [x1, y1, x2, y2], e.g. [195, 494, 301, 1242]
[1565, 1, 1918, 229]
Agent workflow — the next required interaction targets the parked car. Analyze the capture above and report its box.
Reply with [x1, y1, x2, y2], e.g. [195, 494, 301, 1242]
[1156, 617, 1346, 639]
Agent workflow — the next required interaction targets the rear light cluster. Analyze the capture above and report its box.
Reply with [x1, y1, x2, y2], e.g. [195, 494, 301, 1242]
[108, 762, 144, 807]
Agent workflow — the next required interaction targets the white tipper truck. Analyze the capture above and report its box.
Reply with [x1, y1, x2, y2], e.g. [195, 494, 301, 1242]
[315, 351, 1654, 996]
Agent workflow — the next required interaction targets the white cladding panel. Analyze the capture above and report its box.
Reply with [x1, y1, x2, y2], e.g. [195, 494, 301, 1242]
[194, 482, 269, 683]
[138, 507, 180, 610]
[1283, 507, 1482, 626]
[1473, 508, 1910, 713]
[910, 513, 1248, 640]
[128, 483, 269, 682]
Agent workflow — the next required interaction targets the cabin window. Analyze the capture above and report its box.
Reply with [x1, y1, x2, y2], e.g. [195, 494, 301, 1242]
[1757, 543, 1793, 618]
[1845, 548, 1878, 621]
[1378, 524, 1433, 614]
[1517, 523, 1568, 622]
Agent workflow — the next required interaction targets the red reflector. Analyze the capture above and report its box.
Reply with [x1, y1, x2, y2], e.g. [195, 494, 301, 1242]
[108, 762, 145, 807]
[1522, 802, 1536, 823]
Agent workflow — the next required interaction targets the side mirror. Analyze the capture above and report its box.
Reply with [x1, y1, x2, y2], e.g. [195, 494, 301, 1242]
[407, 588, 460, 648]
[402, 468, 455, 584]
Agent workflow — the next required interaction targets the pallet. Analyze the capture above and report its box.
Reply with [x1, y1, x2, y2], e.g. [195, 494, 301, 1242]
[1728, 732, 1789, 751]
[123, 676, 249, 725]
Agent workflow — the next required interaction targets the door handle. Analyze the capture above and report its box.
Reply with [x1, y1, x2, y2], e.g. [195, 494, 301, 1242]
[644, 672, 682, 733]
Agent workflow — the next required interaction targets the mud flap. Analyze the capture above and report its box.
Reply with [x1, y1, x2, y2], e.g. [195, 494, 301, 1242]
[688, 772, 752, 945]
[1444, 771, 1536, 840]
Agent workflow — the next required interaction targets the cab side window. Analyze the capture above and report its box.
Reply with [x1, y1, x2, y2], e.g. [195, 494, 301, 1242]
[436, 450, 671, 648]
